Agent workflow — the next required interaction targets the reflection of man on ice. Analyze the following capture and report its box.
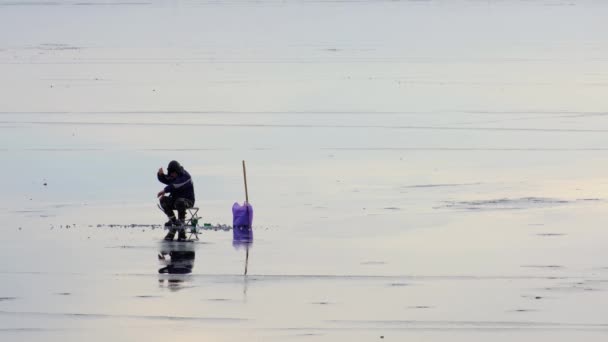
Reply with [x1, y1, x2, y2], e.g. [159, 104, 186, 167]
[157, 241, 196, 291]
[157, 160, 195, 241]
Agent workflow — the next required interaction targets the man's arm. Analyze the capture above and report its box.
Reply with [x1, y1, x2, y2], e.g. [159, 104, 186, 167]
[163, 172, 192, 193]
[157, 168, 170, 184]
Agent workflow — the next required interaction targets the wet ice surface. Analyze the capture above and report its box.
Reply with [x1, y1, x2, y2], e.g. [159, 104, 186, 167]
[2, 0, 608, 341]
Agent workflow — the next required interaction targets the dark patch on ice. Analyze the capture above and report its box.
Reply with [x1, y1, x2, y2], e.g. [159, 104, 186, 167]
[97, 224, 162, 229]
[292, 332, 324, 337]
[24, 148, 103, 152]
[143, 148, 229, 151]
[544, 286, 602, 293]
[94, 223, 230, 231]
[326, 319, 608, 330]
[536, 233, 566, 237]
[0, 297, 17, 301]
[34, 43, 82, 51]
[87, 273, 591, 284]
[74, 2, 150, 6]
[543, 2, 576, 6]
[311, 301, 331, 305]
[402, 182, 480, 189]
[106, 245, 153, 249]
[50, 203, 78, 209]
[361, 261, 386, 265]
[208, 298, 231, 302]
[510, 309, 537, 313]
[521, 265, 564, 269]
[0, 310, 247, 322]
[522, 295, 545, 300]
[383, 207, 401, 211]
[408, 305, 433, 309]
[55, 292, 71, 296]
[325, 147, 608, 152]
[0, 328, 58, 332]
[544, 279, 604, 291]
[439, 197, 571, 211]
[41, 77, 107, 82]
[13, 119, 608, 134]
[389, 282, 409, 287]
[135, 295, 160, 299]
[585, 279, 608, 284]
[0, 2, 60, 6]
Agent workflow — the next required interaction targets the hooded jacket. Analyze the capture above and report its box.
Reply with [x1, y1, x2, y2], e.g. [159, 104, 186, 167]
[158, 168, 195, 202]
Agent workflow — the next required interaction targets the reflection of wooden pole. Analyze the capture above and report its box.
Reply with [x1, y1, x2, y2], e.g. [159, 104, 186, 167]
[245, 246, 249, 276]
[242, 160, 249, 203]
[242, 160, 250, 276]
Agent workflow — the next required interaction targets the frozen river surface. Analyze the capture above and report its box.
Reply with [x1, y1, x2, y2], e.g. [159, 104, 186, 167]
[1, 0, 608, 341]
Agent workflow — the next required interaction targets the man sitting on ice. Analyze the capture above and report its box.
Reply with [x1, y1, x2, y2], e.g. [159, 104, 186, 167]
[157, 160, 195, 241]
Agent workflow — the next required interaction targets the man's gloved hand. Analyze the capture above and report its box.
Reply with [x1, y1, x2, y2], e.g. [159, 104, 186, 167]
[157, 190, 165, 198]
[158, 168, 164, 175]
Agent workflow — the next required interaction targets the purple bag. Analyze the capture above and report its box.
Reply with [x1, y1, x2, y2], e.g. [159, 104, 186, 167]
[232, 202, 253, 245]
[232, 202, 253, 227]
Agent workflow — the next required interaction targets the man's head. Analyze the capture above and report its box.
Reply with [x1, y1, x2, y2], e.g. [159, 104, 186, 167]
[167, 160, 182, 178]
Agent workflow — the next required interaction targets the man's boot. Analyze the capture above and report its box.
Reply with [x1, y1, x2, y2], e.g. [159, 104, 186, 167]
[177, 229, 187, 241]
[164, 229, 176, 241]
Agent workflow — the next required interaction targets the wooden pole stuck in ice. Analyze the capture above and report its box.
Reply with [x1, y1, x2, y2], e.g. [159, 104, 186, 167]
[242, 160, 249, 203]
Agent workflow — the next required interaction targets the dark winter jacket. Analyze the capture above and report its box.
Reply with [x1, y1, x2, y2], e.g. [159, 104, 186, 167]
[158, 169, 195, 202]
